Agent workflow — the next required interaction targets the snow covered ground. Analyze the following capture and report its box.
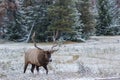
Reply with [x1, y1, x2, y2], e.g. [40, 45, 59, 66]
[0, 36, 120, 80]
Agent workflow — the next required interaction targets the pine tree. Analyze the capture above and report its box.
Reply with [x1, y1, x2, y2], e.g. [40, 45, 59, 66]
[47, 0, 75, 41]
[20, 0, 52, 42]
[0, 0, 8, 38]
[76, 0, 95, 39]
[96, 0, 112, 35]
[106, 0, 120, 35]
[5, 0, 24, 41]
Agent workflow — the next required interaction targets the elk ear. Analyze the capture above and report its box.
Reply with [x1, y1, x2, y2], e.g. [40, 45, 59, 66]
[50, 50, 58, 54]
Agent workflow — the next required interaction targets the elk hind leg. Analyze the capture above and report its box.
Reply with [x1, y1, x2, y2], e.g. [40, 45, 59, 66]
[36, 66, 39, 73]
[31, 64, 35, 73]
[24, 62, 28, 73]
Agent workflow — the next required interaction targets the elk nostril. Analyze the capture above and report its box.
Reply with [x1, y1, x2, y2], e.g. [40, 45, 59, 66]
[49, 59, 52, 62]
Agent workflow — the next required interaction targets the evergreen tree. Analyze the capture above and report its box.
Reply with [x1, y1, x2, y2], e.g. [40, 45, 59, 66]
[47, 0, 75, 41]
[106, 0, 120, 35]
[20, 0, 52, 42]
[96, 0, 112, 35]
[5, 0, 24, 41]
[76, 0, 95, 39]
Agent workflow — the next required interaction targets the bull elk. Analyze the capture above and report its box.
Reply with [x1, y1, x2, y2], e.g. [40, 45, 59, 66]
[24, 32, 58, 74]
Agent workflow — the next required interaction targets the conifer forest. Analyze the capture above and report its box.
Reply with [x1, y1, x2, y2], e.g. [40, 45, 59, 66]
[0, 0, 120, 80]
[0, 0, 119, 42]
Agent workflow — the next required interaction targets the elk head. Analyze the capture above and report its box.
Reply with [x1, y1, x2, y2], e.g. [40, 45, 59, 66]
[32, 32, 59, 62]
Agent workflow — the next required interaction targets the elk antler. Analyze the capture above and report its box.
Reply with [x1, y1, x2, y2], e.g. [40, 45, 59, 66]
[50, 40, 60, 52]
[32, 32, 43, 50]
[51, 43, 58, 50]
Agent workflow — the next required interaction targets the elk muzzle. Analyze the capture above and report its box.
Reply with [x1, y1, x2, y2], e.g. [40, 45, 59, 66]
[49, 58, 52, 62]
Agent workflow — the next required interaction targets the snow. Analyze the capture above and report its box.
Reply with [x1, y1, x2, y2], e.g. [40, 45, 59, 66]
[0, 36, 120, 80]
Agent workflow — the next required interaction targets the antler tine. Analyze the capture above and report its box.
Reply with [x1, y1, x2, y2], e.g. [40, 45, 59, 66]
[51, 43, 58, 50]
[50, 40, 60, 51]
[32, 32, 43, 50]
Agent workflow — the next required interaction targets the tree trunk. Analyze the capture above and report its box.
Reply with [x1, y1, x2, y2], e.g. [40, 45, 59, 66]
[52, 30, 59, 42]
[26, 20, 36, 43]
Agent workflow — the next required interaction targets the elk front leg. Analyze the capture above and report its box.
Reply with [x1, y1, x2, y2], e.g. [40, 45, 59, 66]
[43, 65, 48, 74]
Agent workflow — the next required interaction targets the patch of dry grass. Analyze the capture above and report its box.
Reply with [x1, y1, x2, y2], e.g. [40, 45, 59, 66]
[0, 36, 120, 79]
